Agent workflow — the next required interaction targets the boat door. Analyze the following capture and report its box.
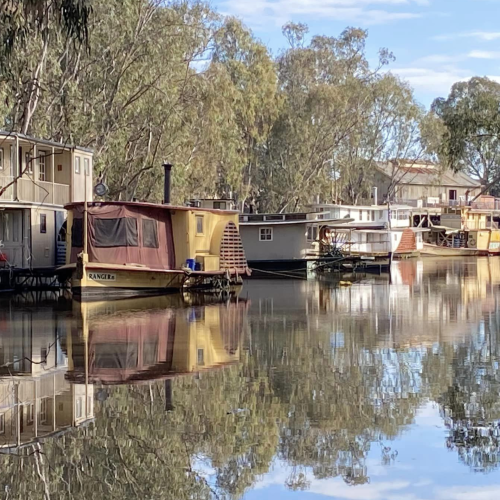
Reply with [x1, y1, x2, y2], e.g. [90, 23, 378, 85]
[0, 210, 24, 267]
[55, 213, 66, 266]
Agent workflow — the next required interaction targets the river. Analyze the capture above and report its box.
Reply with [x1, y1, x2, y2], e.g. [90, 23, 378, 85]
[0, 257, 499, 499]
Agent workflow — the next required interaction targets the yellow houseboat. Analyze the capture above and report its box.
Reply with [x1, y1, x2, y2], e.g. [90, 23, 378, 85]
[59, 201, 249, 299]
[58, 165, 249, 299]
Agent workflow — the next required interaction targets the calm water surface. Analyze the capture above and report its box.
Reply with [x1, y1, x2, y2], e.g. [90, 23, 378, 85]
[1, 257, 500, 499]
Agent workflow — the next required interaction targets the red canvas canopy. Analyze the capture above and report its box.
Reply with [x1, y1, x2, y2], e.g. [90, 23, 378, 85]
[69, 203, 176, 269]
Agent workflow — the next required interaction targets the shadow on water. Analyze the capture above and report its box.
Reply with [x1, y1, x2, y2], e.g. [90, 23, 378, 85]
[0, 257, 500, 497]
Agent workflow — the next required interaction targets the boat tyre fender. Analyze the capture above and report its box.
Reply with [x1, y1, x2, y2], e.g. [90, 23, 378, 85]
[468, 237, 476, 248]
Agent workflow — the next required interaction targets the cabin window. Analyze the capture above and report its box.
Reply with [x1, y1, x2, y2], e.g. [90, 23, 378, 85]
[75, 156, 81, 174]
[0, 413, 4, 434]
[197, 348, 205, 366]
[38, 151, 46, 181]
[196, 215, 204, 235]
[0, 148, 3, 170]
[259, 227, 273, 241]
[27, 404, 34, 425]
[359, 210, 364, 221]
[94, 217, 138, 247]
[142, 219, 159, 248]
[40, 214, 47, 233]
[307, 225, 318, 242]
[76, 398, 82, 418]
[26, 152, 33, 174]
[84, 158, 90, 176]
[40, 398, 47, 424]
[213, 201, 226, 210]
[71, 218, 83, 247]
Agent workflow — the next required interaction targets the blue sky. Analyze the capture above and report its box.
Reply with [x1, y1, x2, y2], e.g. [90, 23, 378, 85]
[212, 0, 500, 107]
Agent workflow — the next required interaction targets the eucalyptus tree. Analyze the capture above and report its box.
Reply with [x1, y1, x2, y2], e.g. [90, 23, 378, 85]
[432, 76, 500, 196]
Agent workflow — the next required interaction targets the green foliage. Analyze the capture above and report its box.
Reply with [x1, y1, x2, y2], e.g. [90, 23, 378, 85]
[0, 0, 477, 209]
[432, 77, 500, 193]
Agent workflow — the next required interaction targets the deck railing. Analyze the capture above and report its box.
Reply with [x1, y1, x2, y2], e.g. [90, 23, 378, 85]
[16, 178, 70, 205]
[0, 175, 14, 201]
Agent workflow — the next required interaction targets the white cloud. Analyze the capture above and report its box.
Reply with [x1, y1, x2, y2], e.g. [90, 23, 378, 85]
[219, 0, 425, 27]
[433, 31, 500, 41]
[435, 485, 500, 500]
[390, 67, 500, 95]
[467, 50, 500, 59]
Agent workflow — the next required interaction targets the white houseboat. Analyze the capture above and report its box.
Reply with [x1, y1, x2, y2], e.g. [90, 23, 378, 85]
[309, 203, 427, 258]
[0, 132, 93, 279]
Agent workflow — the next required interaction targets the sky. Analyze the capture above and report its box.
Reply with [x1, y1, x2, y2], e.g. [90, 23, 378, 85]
[211, 0, 500, 107]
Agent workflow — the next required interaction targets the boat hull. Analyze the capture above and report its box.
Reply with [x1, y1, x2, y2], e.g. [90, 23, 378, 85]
[62, 263, 244, 301]
[421, 243, 483, 257]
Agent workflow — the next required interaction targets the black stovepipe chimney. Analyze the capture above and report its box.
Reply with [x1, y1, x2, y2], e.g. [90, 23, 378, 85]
[163, 162, 173, 204]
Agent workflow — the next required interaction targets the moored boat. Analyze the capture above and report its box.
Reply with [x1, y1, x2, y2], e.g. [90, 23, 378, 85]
[58, 165, 250, 299]
[421, 243, 483, 257]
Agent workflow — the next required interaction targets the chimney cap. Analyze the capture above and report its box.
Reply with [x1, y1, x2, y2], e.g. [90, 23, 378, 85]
[163, 162, 173, 169]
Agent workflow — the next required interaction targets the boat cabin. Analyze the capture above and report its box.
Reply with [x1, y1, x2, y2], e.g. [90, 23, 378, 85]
[238, 212, 345, 272]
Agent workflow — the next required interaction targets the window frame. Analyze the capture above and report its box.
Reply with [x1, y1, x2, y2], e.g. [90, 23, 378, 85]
[0, 413, 4, 435]
[75, 156, 81, 174]
[195, 215, 204, 235]
[38, 150, 46, 181]
[40, 398, 47, 424]
[40, 214, 47, 234]
[306, 224, 318, 242]
[142, 219, 159, 248]
[25, 152, 33, 174]
[27, 403, 34, 425]
[213, 201, 226, 210]
[259, 227, 273, 241]
[84, 157, 90, 176]
[0, 148, 3, 171]
[94, 217, 138, 248]
[76, 398, 82, 419]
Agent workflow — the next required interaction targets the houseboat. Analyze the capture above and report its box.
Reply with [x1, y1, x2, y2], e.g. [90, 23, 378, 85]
[309, 203, 427, 258]
[58, 165, 249, 299]
[422, 201, 500, 256]
[0, 131, 93, 288]
[238, 212, 348, 274]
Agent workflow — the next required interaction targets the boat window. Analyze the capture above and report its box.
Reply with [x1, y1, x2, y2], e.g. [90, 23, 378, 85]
[213, 201, 226, 210]
[142, 219, 159, 248]
[71, 218, 83, 247]
[196, 215, 204, 235]
[40, 214, 47, 233]
[259, 227, 273, 241]
[306, 225, 318, 242]
[94, 217, 138, 247]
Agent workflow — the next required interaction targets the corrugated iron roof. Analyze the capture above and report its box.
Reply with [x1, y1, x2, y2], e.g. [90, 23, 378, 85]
[375, 162, 480, 188]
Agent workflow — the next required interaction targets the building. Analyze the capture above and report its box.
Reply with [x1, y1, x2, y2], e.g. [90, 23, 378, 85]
[0, 131, 93, 270]
[238, 212, 342, 272]
[373, 161, 481, 206]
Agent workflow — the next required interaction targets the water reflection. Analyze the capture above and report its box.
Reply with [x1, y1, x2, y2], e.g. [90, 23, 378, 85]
[1, 258, 500, 498]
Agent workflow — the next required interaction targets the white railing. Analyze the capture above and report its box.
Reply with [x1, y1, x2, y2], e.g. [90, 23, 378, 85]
[16, 178, 70, 206]
[0, 175, 14, 201]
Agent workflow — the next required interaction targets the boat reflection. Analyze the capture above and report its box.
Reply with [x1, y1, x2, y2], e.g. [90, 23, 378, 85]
[0, 292, 249, 450]
[66, 294, 249, 385]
